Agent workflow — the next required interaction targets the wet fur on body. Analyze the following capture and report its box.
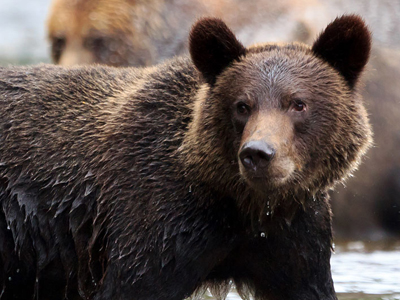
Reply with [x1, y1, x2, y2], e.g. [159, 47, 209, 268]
[0, 16, 371, 299]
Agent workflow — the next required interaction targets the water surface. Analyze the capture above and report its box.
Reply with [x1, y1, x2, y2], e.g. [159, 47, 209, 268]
[207, 241, 400, 300]
[332, 241, 400, 300]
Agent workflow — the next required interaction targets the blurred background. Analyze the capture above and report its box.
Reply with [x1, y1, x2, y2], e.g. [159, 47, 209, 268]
[1, 0, 400, 65]
[0, 0, 51, 65]
[1, 0, 400, 299]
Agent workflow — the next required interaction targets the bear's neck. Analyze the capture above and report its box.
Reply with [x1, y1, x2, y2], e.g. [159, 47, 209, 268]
[234, 184, 315, 231]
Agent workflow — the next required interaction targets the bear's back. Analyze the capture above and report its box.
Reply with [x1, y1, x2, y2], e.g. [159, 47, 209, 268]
[0, 58, 200, 299]
[0, 58, 196, 173]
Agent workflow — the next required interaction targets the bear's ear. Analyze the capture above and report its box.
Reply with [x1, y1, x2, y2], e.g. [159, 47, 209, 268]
[312, 15, 371, 89]
[189, 17, 246, 85]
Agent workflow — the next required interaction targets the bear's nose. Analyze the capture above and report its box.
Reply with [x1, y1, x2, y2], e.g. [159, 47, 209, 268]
[239, 141, 275, 171]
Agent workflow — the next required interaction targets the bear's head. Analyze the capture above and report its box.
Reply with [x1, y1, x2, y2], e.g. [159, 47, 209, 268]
[184, 16, 372, 213]
[47, 0, 155, 66]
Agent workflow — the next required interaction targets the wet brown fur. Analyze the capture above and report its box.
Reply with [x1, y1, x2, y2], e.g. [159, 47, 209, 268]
[1, 16, 371, 300]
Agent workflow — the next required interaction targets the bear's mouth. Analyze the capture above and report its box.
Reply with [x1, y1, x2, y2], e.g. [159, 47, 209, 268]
[239, 158, 295, 189]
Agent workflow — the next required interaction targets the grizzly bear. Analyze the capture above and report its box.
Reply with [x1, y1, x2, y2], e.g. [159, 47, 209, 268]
[0, 15, 371, 300]
[46, 0, 400, 242]
[47, 0, 325, 66]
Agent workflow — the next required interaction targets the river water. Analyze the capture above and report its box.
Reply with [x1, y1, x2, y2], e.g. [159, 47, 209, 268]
[206, 241, 400, 300]
[332, 241, 400, 300]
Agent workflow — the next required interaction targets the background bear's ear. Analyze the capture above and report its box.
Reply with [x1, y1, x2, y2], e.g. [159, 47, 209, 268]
[189, 18, 246, 85]
[312, 15, 371, 89]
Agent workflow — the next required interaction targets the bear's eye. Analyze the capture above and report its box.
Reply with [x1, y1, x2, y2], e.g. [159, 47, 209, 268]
[84, 36, 107, 52]
[236, 102, 251, 116]
[51, 36, 66, 63]
[290, 100, 307, 112]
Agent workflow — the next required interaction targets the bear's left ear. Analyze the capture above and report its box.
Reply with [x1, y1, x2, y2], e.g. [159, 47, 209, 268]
[312, 15, 371, 89]
[189, 18, 246, 85]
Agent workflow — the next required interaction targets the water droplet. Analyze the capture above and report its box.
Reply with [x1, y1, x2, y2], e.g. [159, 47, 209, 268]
[6, 225, 10, 230]
[16, 269, 19, 273]
[8, 277, 11, 281]
[189, 185, 192, 193]
[266, 212, 270, 216]
[260, 232, 266, 238]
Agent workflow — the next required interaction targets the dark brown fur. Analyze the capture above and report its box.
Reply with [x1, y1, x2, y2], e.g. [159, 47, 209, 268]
[1, 16, 371, 299]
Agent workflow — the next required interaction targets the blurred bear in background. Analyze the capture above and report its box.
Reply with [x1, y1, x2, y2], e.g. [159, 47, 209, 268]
[47, 0, 326, 66]
[47, 0, 400, 241]
[47, 0, 201, 66]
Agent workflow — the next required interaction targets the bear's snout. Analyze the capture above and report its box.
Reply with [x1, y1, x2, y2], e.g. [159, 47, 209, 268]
[239, 140, 275, 172]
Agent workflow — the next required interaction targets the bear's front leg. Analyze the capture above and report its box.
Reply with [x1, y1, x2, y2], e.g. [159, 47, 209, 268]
[92, 203, 239, 300]
[227, 194, 337, 300]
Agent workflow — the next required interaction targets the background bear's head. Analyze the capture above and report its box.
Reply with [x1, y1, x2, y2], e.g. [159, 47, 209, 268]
[47, 0, 163, 66]
[185, 15, 372, 210]
[47, 0, 201, 67]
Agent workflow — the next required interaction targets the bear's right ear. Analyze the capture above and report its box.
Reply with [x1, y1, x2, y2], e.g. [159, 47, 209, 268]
[312, 15, 371, 89]
[189, 18, 246, 85]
